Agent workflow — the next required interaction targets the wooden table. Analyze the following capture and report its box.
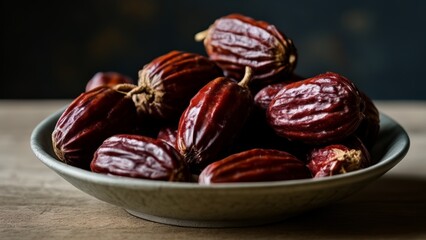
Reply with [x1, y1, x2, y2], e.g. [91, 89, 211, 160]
[1, 100, 425, 240]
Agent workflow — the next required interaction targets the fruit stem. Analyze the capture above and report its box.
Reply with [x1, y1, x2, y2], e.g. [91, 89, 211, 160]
[113, 83, 138, 94]
[126, 84, 147, 97]
[238, 66, 253, 88]
[194, 29, 208, 42]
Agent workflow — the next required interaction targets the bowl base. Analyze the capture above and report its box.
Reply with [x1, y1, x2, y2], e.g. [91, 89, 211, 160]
[125, 209, 286, 228]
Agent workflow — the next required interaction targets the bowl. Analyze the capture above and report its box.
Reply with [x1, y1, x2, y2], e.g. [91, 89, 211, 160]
[30, 108, 409, 228]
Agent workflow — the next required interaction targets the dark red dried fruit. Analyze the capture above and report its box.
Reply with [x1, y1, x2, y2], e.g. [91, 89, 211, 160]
[157, 126, 178, 148]
[254, 75, 304, 111]
[307, 137, 371, 178]
[196, 13, 297, 88]
[267, 72, 364, 144]
[91, 134, 189, 181]
[52, 86, 139, 169]
[356, 92, 380, 149]
[132, 50, 223, 120]
[255, 82, 290, 112]
[199, 148, 311, 184]
[176, 67, 254, 173]
[85, 72, 133, 92]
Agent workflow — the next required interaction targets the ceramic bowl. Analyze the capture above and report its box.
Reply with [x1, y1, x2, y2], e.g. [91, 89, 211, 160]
[31, 109, 409, 227]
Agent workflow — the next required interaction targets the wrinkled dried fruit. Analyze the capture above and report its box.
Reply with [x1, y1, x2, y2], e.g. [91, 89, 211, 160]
[132, 50, 223, 120]
[254, 82, 290, 112]
[356, 92, 380, 149]
[52, 85, 139, 169]
[307, 137, 371, 178]
[85, 72, 133, 92]
[199, 148, 311, 184]
[254, 75, 304, 111]
[91, 134, 190, 181]
[267, 72, 364, 144]
[157, 126, 178, 148]
[177, 67, 254, 173]
[196, 13, 297, 88]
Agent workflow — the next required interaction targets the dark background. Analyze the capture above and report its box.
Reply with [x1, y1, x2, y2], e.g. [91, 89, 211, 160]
[2, 0, 426, 99]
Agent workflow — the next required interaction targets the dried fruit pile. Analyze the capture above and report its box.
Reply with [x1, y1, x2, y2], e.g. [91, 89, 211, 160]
[52, 13, 380, 184]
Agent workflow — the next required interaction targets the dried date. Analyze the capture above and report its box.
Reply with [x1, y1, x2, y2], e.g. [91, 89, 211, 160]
[267, 72, 364, 144]
[85, 72, 133, 92]
[52, 85, 140, 169]
[199, 148, 311, 184]
[196, 13, 297, 89]
[91, 134, 190, 181]
[356, 92, 380, 149]
[157, 126, 178, 149]
[306, 137, 371, 178]
[132, 50, 223, 120]
[176, 67, 254, 173]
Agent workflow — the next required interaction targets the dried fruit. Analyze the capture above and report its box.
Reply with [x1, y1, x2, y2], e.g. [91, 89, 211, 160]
[91, 134, 190, 181]
[50, 12, 381, 181]
[307, 137, 371, 178]
[356, 92, 380, 149]
[199, 148, 311, 184]
[85, 72, 133, 92]
[132, 50, 223, 120]
[254, 82, 290, 112]
[254, 75, 304, 111]
[157, 126, 178, 148]
[52, 85, 140, 169]
[267, 72, 364, 144]
[176, 67, 254, 173]
[195, 13, 297, 89]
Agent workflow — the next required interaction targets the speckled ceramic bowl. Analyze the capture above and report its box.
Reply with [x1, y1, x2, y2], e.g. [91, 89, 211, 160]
[31, 108, 409, 227]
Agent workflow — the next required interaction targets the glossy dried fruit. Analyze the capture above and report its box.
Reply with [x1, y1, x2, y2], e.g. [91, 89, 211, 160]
[356, 92, 380, 149]
[307, 137, 371, 178]
[199, 148, 311, 184]
[52, 85, 139, 169]
[254, 75, 304, 111]
[196, 13, 297, 88]
[267, 72, 364, 144]
[157, 126, 178, 148]
[176, 67, 254, 173]
[85, 72, 133, 92]
[254, 82, 290, 112]
[132, 50, 223, 120]
[91, 134, 189, 181]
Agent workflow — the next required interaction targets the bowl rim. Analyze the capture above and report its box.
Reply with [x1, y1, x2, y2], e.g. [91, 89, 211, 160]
[30, 107, 410, 191]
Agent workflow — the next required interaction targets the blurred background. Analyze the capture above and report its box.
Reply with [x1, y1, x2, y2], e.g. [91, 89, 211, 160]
[2, 0, 426, 99]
